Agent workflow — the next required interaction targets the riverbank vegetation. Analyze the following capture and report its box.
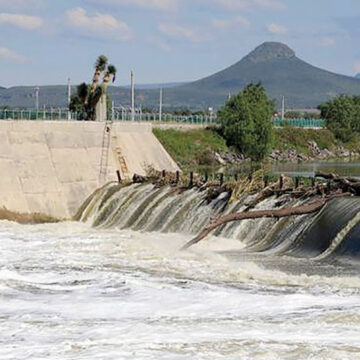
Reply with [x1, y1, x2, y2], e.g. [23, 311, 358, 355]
[153, 126, 348, 170]
[154, 89, 360, 169]
[274, 127, 337, 154]
[153, 127, 229, 169]
[320, 95, 360, 142]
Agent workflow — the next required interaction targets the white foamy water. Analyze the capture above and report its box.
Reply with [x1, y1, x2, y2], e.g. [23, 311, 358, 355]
[1, 220, 360, 360]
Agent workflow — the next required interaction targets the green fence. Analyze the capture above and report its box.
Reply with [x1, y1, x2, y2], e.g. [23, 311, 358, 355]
[273, 118, 325, 128]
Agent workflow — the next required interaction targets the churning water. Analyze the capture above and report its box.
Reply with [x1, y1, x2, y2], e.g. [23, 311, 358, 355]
[1, 183, 360, 359]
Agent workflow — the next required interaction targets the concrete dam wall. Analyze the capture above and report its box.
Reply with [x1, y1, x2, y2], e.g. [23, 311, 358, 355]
[0, 121, 179, 218]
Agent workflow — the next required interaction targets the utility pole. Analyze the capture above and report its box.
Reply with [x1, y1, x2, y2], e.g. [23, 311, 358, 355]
[34, 86, 40, 110]
[281, 95, 285, 121]
[67, 77, 71, 120]
[159, 87, 163, 122]
[130, 70, 135, 121]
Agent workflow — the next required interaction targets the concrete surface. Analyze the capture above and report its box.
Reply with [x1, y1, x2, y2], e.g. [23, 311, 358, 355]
[0, 121, 179, 218]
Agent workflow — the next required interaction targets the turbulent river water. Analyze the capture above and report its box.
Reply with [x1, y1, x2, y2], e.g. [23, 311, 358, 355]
[1, 183, 360, 359]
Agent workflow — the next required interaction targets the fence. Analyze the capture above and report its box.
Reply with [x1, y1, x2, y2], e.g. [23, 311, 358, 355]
[0, 109, 74, 121]
[273, 118, 325, 128]
[111, 110, 217, 124]
[0, 109, 326, 128]
[0, 109, 217, 124]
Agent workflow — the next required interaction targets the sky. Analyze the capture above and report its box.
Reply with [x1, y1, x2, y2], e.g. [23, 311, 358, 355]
[0, 0, 360, 87]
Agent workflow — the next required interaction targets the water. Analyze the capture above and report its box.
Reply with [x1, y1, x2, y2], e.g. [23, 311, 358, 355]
[1, 221, 360, 359]
[270, 159, 360, 178]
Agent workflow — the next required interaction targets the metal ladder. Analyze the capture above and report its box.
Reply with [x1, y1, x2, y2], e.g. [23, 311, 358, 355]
[98, 120, 112, 186]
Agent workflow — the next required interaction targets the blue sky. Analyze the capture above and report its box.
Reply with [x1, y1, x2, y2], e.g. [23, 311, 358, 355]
[0, 0, 359, 87]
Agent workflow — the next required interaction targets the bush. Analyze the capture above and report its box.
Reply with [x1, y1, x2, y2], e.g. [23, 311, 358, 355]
[218, 83, 274, 161]
[319, 95, 360, 142]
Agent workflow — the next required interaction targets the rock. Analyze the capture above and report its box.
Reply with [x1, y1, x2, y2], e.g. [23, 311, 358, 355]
[336, 146, 350, 158]
[318, 149, 335, 159]
[297, 153, 309, 161]
[308, 140, 321, 156]
[214, 151, 245, 164]
[213, 152, 226, 165]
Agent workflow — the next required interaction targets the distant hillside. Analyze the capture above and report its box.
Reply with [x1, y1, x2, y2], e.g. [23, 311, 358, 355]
[356, 73, 360, 79]
[122, 82, 186, 90]
[2, 42, 360, 109]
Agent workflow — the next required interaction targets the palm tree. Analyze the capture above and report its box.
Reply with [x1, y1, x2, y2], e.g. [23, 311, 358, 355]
[90, 55, 108, 94]
[102, 65, 117, 90]
[70, 55, 116, 121]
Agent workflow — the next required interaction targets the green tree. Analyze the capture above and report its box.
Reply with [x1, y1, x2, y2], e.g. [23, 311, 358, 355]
[218, 83, 274, 161]
[319, 95, 360, 142]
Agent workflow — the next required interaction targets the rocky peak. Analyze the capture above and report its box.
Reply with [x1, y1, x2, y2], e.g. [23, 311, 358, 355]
[245, 42, 296, 63]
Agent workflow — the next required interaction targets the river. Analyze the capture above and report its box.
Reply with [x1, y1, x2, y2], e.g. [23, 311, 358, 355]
[271, 159, 360, 178]
[1, 220, 360, 359]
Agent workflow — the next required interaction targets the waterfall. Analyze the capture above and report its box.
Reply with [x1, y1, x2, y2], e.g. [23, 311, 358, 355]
[77, 183, 360, 260]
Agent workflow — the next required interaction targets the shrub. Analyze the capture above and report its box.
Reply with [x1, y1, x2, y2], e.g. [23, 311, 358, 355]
[218, 83, 274, 161]
[319, 95, 360, 142]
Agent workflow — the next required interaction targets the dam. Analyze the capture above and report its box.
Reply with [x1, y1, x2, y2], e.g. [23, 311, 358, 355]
[0, 120, 179, 218]
[1, 122, 360, 359]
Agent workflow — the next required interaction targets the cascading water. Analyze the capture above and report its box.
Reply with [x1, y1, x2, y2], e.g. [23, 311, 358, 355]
[77, 182, 360, 260]
[2, 182, 360, 359]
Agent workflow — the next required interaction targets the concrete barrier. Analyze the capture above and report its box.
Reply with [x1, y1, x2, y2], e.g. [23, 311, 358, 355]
[0, 121, 179, 218]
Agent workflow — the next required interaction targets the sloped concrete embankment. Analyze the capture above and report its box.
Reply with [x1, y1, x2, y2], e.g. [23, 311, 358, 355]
[0, 121, 179, 218]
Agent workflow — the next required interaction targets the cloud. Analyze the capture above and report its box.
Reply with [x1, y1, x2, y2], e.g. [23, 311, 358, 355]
[65, 7, 133, 41]
[158, 23, 205, 42]
[212, 16, 250, 29]
[83, 0, 178, 11]
[0, 13, 43, 29]
[354, 61, 360, 74]
[207, 0, 284, 11]
[318, 37, 335, 47]
[0, 47, 26, 63]
[147, 36, 171, 51]
[267, 23, 287, 34]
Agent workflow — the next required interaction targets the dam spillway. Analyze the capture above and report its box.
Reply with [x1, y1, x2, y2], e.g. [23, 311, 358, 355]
[0, 121, 179, 218]
[78, 182, 360, 260]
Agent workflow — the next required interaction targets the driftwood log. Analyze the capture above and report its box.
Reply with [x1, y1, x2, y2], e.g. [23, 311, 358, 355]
[315, 171, 360, 195]
[181, 171, 358, 250]
[181, 197, 332, 250]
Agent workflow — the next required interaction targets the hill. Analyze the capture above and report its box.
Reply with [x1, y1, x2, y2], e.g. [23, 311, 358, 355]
[1, 42, 360, 109]
[159, 42, 360, 109]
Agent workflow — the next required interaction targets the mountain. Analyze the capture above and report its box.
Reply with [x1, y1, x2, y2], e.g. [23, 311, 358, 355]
[158, 42, 360, 109]
[356, 73, 360, 79]
[2, 42, 360, 109]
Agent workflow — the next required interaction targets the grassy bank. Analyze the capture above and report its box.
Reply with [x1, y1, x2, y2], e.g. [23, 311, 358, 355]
[153, 127, 228, 170]
[274, 128, 337, 154]
[154, 126, 350, 170]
